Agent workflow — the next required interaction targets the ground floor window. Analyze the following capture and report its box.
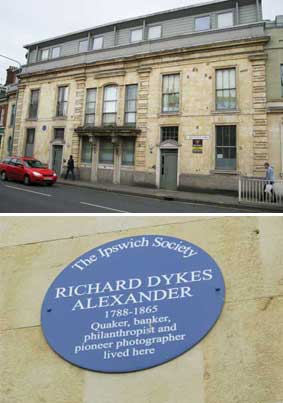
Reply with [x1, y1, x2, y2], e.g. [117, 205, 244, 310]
[25, 128, 35, 157]
[54, 128, 65, 141]
[161, 126, 179, 142]
[215, 125, 236, 170]
[122, 138, 135, 166]
[7, 136, 13, 155]
[81, 136, 92, 163]
[99, 137, 114, 164]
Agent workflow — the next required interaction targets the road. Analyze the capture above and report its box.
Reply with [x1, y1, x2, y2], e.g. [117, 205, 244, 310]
[0, 181, 261, 213]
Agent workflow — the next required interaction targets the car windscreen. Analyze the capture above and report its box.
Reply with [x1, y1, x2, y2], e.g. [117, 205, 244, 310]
[24, 160, 47, 168]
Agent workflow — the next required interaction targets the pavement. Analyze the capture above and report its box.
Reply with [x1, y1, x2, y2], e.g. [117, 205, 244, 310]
[57, 178, 283, 212]
[0, 179, 264, 213]
[1, 177, 282, 213]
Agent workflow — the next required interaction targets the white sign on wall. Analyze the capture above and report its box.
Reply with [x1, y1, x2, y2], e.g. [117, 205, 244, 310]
[185, 135, 210, 140]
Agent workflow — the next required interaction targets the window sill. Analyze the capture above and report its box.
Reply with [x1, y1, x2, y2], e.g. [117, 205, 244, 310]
[54, 116, 67, 120]
[26, 118, 38, 121]
[210, 169, 239, 175]
[211, 110, 240, 115]
[98, 163, 114, 168]
[121, 165, 135, 170]
[159, 112, 181, 117]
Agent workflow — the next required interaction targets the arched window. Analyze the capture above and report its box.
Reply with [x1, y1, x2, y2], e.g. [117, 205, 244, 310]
[103, 86, 118, 125]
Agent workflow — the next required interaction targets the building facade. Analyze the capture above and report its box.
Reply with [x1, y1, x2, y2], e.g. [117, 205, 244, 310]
[8, 0, 280, 191]
[1, 216, 283, 403]
[0, 67, 19, 160]
[265, 16, 283, 179]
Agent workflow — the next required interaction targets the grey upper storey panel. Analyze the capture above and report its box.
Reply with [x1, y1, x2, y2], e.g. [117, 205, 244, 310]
[25, 0, 262, 65]
[21, 24, 267, 76]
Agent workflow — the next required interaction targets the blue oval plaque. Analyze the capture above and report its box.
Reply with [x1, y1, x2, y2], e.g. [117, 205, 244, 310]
[41, 235, 225, 373]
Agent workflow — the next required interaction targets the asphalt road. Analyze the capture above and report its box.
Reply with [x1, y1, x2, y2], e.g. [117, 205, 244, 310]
[0, 180, 260, 213]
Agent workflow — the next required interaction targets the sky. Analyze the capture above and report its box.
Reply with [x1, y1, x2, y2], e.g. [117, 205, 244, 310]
[0, 0, 282, 84]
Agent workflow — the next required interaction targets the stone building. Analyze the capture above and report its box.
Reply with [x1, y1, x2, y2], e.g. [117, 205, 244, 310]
[8, 0, 275, 191]
[1, 216, 283, 403]
[0, 66, 18, 158]
[265, 16, 283, 179]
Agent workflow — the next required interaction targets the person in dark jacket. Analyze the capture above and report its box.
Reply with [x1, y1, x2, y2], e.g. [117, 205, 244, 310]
[65, 155, 75, 180]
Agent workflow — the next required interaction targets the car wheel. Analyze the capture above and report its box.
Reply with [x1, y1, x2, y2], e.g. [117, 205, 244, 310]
[47, 183, 53, 186]
[1, 171, 8, 181]
[24, 175, 31, 185]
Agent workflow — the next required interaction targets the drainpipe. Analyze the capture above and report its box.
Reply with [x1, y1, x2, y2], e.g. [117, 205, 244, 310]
[280, 122, 283, 178]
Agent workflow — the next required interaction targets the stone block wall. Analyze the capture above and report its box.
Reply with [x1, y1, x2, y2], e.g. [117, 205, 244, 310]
[1, 217, 283, 403]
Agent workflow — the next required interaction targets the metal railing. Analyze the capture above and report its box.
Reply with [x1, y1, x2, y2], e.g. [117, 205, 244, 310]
[239, 177, 283, 206]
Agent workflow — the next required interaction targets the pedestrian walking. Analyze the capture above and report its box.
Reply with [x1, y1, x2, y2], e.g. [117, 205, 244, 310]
[264, 162, 276, 202]
[65, 155, 75, 180]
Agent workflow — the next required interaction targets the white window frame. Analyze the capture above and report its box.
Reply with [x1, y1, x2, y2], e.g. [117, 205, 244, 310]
[51, 47, 61, 59]
[194, 15, 211, 32]
[41, 49, 50, 61]
[148, 25, 162, 40]
[217, 11, 234, 28]
[92, 36, 104, 50]
[79, 39, 89, 53]
[130, 28, 143, 43]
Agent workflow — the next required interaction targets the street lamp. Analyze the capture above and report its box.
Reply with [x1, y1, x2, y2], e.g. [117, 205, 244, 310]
[0, 54, 21, 68]
[0, 54, 22, 156]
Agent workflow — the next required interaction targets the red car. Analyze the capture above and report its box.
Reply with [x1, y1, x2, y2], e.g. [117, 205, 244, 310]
[0, 157, 57, 186]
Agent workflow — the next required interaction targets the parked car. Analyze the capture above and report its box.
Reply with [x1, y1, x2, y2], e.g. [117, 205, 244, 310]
[0, 157, 57, 186]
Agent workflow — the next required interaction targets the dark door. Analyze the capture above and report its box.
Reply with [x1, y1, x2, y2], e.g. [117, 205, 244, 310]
[52, 145, 63, 176]
[160, 149, 178, 190]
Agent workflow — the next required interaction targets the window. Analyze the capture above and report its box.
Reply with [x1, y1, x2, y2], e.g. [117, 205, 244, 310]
[41, 49, 49, 61]
[125, 84, 138, 126]
[162, 74, 180, 113]
[217, 12, 234, 28]
[148, 25, 162, 40]
[99, 137, 114, 164]
[215, 125, 236, 170]
[29, 90, 40, 119]
[79, 39, 89, 53]
[0, 107, 4, 126]
[57, 86, 69, 117]
[161, 127, 179, 142]
[103, 86, 118, 125]
[122, 138, 135, 166]
[93, 37, 103, 50]
[216, 68, 236, 110]
[25, 128, 35, 157]
[85, 88, 97, 126]
[54, 128, 65, 140]
[195, 16, 210, 31]
[7, 136, 13, 155]
[10, 104, 16, 127]
[51, 47, 61, 59]
[281, 64, 283, 97]
[81, 136, 92, 163]
[130, 28, 143, 43]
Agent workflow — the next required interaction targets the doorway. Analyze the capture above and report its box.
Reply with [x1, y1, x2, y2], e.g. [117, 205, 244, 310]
[160, 149, 178, 190]
[52, 145, 63, 176]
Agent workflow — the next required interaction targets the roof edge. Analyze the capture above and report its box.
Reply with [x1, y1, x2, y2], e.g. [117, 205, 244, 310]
[24, 0, 239, 49]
